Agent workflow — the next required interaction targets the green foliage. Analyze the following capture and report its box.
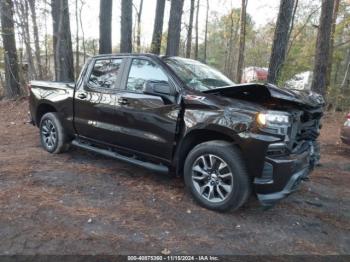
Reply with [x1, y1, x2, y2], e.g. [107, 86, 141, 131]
[280, 23, 318, 85]
[245, 23, 274, 69]
[278, 0, 320, 85]
[83, 38, 99, 56]
[197, 0, 349, 110]
[203, 9, 255, 80]
[326, 2, 350, 110]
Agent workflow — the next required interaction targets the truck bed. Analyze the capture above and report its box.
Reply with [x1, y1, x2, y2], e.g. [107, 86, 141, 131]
[30, 81, 75, 90]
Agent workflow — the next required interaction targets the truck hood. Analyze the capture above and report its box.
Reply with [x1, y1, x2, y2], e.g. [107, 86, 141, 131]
[203, 83, 325, 109]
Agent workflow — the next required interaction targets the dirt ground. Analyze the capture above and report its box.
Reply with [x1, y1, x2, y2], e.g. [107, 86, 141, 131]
[0, 99, 349, 255]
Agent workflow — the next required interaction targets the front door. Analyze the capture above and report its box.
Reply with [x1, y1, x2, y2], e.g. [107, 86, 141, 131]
[113, 58, 180, 161]
[74, 57, 126, 145]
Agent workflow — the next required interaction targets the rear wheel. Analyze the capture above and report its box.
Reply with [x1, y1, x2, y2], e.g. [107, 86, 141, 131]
[39, 112, 69, 154]
[184, 141, 251, 212]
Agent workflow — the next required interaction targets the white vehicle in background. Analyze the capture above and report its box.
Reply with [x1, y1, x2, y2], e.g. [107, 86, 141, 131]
[284, 71, 313, 91]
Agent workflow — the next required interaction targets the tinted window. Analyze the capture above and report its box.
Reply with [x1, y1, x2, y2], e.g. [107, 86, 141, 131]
[88, 59, 123, 89]
[126, 59, 168, 93]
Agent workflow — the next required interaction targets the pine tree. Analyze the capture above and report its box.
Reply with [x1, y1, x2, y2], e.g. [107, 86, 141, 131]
[51, 0, 75, 81]
[166, 0, 185, 56]
[120, 0, 133, 53]
[0, 0, 21, 97]
[150, 0, 166, 54]
[311, 0, 334, 96]
[267, 0, 296, 84]
[99, 0, 113, 54]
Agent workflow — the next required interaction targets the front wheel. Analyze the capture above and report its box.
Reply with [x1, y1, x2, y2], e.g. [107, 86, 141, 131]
[184, 141, 251, 212]
[39, 112, 70, 154]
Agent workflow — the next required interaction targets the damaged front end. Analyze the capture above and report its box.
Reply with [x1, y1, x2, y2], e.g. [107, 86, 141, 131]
[204, 83, 325, 206]
[255, 106, 323, 206]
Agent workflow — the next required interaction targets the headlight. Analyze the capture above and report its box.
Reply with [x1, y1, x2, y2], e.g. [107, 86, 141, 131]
[344, 119, 350, 127]
[257, 111, 291, 127]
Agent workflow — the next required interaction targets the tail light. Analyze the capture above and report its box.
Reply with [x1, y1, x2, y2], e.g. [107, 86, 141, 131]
[347, 113, 350, 120]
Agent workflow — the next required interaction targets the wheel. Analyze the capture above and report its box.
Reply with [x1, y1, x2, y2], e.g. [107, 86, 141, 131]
[39, 112, 70, 154]
[184, 140, 251, 212]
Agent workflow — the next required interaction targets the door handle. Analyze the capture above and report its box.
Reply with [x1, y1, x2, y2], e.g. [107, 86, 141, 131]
[77, 93, 87, 99]
[118, 97, 129, 105]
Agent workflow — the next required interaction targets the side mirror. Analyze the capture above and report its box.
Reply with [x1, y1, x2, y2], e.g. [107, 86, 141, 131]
[143, 80, 173, 96]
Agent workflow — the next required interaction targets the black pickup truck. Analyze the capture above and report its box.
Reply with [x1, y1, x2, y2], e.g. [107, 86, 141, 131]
[29, 54, 324, 211]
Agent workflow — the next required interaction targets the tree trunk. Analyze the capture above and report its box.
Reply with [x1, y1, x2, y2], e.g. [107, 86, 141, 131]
[133, 11, 137, 49]
[14, 0, 36, 80]
[166, 0, 185, 56]
[99, 0, 113, 54]
[150, 0, 166, 55]
[44, 0, 49, 75]
[186, 0, 195, 58]
[287, 0, 299, 42]
[311, 0, 334, 97]
[51, 0, 75, 81]
[51, 0, 59, 77]
[225, 9, 238, 78]
[194, 0, 200, 60]
[236, 0, 248, 83]
[340, 50, 350, 90]
[326, 0, 340, 89]
[79, 1, 86, 63]
[0, 0, 21, 98]
[120, 0, 133, 53]
[75, 0, 80, 79]
[24, 0, 36, 79]
[136, 0, 144, 53]
[28, 0, 43, 79]
[203, 0, 209, 62]
[267, 0, 295, 84]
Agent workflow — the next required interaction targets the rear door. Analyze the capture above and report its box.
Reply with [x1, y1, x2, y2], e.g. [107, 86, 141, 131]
[74, 57, 126, 145]
[112, 57, 181, 161]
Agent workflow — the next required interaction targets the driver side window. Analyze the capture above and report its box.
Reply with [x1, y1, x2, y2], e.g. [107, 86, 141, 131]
[126, 59, 169, 93]
[88, 59, 123, 90]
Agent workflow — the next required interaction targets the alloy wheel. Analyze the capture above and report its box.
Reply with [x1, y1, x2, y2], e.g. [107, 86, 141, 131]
[41, 119, 57, 150]
[191, 154, 234, 203]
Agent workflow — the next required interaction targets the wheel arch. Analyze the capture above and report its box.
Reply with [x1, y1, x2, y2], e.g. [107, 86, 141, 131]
[35, 102, 57, 126]
[173, 127, 242, 176]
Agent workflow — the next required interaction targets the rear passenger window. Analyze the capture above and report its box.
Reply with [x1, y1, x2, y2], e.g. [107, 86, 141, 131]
[126, 59, 169, 93]
[88, 59, 123, 89]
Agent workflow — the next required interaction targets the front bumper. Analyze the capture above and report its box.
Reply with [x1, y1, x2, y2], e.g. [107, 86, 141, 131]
[257, 168, 309, 206]
[254, 143, 313, 206]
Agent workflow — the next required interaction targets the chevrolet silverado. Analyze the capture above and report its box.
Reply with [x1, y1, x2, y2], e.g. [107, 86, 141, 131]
[29, 54, 324, 211]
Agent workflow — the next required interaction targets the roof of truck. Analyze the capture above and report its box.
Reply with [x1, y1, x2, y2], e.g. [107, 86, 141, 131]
[92, 53, 162, 59]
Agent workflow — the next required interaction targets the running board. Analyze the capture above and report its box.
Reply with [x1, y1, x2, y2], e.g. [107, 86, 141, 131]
[71, 140, 169, 174]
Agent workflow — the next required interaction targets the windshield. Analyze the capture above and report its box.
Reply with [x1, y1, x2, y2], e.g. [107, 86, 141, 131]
[164, 57, 235, 91]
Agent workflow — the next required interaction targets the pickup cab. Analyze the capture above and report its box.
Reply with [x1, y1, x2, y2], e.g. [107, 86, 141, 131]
[29, 54, 324, 211]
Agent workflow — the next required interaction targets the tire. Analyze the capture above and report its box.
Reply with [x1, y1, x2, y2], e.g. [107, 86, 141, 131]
[184, 140, 251, 212]
[39, 112, 70, 154]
